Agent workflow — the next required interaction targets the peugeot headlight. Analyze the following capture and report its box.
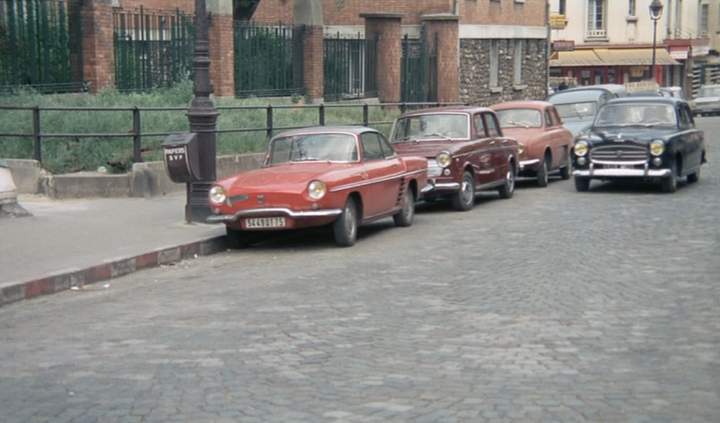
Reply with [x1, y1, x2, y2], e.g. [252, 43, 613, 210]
[209, 185, 227, 205]
[517, 143, 525, 155]
[308, 180, 327, 200]
[436, 151, 452, 168]
[574, 141, 589, 157]
[650, 140, 665, 157]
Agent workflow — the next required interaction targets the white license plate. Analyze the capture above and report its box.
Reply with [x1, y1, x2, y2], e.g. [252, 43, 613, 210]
[244, 217, 286, 229]
[606, 164, 631, 169]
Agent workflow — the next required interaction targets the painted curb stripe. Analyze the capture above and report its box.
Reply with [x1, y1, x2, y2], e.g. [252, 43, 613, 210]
[0, 237, 227, 308]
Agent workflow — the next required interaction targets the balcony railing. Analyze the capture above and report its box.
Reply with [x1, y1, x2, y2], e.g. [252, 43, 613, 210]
[585, 29, 608, 41]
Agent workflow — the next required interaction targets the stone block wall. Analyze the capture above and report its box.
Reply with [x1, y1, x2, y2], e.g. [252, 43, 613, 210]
[459, 38, 548, 106]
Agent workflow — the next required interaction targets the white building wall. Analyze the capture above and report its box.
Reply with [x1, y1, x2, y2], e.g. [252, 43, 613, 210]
[549, 0, 690, 45]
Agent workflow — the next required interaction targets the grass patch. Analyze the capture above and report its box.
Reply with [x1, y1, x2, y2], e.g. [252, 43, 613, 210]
[0, 80, 403, 174]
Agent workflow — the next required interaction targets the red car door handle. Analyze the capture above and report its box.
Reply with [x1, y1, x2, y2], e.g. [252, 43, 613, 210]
[355, 172, 369, 179]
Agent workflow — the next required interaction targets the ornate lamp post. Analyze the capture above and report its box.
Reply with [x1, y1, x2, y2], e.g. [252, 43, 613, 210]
[649, 0, 664, 81]
[186, 0, 219, 222]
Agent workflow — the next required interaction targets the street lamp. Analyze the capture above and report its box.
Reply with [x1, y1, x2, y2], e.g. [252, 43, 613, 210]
[186, 0, 219, 223]
[649, 0, 664, 81]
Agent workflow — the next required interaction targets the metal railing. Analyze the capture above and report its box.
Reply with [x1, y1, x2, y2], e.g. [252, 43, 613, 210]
[0, 101, 463, 165]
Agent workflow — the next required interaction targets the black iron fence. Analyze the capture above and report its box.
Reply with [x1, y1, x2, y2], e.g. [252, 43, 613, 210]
[0, 101, 462, 166]
[401, 33, 438, 103]
[234, 22, 305, 98]
[0, 0, 77, 91]
[324, 32, 378, 102]
[113, 7, 195, 92]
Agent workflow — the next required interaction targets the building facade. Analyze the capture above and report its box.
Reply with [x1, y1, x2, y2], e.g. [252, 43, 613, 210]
[548, 0, 718, 96]
[3, 0, 549, 105]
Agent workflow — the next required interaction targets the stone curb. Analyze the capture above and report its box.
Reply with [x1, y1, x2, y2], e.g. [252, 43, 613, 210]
[0, 236, 228, 308]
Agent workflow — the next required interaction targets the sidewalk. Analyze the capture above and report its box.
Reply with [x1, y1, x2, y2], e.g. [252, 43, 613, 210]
[0, 193, 225, 306]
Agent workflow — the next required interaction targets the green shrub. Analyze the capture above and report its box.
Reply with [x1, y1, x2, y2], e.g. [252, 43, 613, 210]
[0, 80, 403, 174]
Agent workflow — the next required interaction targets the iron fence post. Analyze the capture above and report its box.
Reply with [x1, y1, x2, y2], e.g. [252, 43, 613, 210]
[319, 103, 325, 126]
[363, 104, 369, 127]
[32, 106, 42, 162]
[132, 107, 142, 162]
[400, 103, 407, 114]
[266, 105, 273, 140]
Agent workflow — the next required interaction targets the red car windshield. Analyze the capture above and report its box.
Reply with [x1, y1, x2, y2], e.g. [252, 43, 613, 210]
[269, 134, 358, 164]
[392, 114, 469, 141]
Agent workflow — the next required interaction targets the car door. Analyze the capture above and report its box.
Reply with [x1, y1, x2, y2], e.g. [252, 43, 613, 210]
[378, 133, 405, 208]
[483, 112, 508, 183]
[545, 106, 567, 169]
[360, 131, 398, 217]
[472, 113, 497, 186]
[678, 104, 703, 172]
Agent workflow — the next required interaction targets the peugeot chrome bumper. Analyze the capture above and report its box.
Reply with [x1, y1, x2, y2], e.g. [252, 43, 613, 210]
[207, 207, 343, 224]
[421, 180, 461, 194]
[573, 166, 671, 178]
[519, 159, 540, 171]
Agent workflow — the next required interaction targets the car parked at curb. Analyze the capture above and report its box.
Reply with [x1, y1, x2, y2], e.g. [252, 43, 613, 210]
[572, 97, 706, 193]
[691, 84, 720, 116]
[548, 84, 626, 136]
[491, 101, 574, 186]
[207, 126, 428, 247]
[389, 107, 519, 211]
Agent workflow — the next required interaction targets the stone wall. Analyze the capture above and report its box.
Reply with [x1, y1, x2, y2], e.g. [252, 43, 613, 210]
[459, 38, 548, 106]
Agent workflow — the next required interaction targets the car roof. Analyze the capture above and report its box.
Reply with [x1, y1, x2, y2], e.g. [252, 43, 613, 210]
[401, 105, 492, 117]
[273, 126, 375, 138]
[491, 100, 553, 110]
[605, 96, 687, 106]
[550, 84, 626, 96]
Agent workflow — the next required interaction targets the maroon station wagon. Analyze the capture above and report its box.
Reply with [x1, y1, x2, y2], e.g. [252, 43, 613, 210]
[389, 107, 519, 211]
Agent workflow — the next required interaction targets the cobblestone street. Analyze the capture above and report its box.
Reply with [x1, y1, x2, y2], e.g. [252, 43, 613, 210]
[1, 118, 719, 422]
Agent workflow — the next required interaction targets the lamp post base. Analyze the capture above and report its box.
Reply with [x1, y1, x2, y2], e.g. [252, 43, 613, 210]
[185, 181, 213, 223]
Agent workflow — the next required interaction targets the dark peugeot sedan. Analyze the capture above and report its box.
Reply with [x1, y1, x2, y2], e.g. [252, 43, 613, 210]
[572, 97, 706, 193]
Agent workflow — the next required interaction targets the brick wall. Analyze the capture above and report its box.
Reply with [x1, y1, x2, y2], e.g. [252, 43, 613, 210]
[118, 0, 194, 13]
[459, 38, 548, 105]
[209, 14, 235, 97]
[303, 26, 324, 100]
[459, 0, 546, 26]
[423, 17, 460, 103]
[365, 15, 403, 102]
[81, 0, 115, 92]
[253, 0, 451, 25]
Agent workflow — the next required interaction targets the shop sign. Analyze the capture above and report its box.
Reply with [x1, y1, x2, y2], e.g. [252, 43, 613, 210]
[669, 47, 689, 60]
[552, 40, 575, 52]
[550, 14, 568, 30]
[692, 38, 710, 57]
[629, 66, 647, 78]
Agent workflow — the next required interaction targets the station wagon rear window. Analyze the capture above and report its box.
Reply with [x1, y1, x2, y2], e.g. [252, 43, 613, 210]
[391, 114, 470, 141]
[699, 86, 720, 97]
[269, 134, 358, 164]
[496, 109, 542, 128]
[594, 103, 677, 127]
[555, 102, 596, 120]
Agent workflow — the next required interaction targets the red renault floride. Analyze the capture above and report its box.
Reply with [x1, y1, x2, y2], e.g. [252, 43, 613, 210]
[207, 126, 428, 247]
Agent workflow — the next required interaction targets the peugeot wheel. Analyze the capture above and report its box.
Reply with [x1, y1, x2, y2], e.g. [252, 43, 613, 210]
[574, 176, 590, 192]
[661, 161, 678, 193]
[559, 152, 572, 180]
[333, 197, 359, 247]
[537, 159, 549, 187]
[498, 162, 516, 199]
[393, 187, 415, 227]
[451, 171, 475, 211]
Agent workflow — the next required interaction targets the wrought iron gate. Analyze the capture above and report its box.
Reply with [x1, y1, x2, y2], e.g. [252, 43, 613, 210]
[324, 32, 378, 102]
[401, 32, 438, 103]
[234, 23, 305, 98]
[0, 0, 78, 92]
[113, 7, 194, 92]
